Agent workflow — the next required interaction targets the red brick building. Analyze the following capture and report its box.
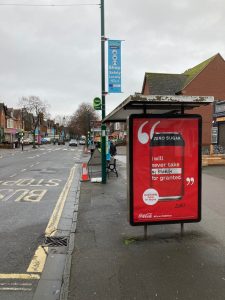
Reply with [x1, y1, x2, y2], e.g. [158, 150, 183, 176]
[141, 53, 225, 148]
[0, 103, 7, 143]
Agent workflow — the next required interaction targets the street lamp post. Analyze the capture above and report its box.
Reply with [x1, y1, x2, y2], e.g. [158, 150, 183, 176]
[63, 116, 65, 142]
[101, 0, 107, 184]
[21, 108, 24, 151]
[53, 125, 56, 145]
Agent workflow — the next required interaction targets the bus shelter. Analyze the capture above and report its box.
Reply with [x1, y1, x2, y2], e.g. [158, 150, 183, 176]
[103, 94, 213, 236]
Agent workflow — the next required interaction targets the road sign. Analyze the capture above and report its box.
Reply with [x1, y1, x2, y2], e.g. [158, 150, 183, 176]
[93, 97, 102, 110]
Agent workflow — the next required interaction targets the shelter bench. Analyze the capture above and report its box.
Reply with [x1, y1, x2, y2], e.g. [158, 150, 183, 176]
[107, 157, 118, 177]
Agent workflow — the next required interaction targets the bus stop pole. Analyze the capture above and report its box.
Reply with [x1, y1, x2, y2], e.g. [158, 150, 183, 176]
[101, 0, 107, 184]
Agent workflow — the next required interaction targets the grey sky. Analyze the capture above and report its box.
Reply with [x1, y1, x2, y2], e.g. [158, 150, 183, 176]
[0, 0, 225, 119]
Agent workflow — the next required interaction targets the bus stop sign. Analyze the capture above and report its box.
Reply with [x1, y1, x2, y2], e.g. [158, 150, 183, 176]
[93, 97, 102, 110]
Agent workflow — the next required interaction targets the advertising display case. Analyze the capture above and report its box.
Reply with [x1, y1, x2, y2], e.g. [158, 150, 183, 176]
[128, 114, 202, 226]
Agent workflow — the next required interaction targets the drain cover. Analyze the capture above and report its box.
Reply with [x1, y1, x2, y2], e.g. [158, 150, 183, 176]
[44, 236, 68, 247]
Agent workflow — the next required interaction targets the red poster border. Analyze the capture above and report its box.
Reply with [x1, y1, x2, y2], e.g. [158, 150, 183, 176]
[128, 114, 202, 226]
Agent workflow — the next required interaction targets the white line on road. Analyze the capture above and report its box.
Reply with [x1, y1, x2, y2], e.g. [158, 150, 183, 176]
[21, 169, 26, 172]
[0, 283, 32, 286]
[0, 287, 32, 291]
[9, 174, 17, 178]
[0, 274, 40, 280]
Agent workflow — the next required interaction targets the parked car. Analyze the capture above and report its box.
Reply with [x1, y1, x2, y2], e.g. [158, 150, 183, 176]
[23, 137, 32, 145]
[58, 139, 65, 145]
[69, 139, 78, 146]
[79, 139, 86, 145]
[41, 137, 51, 144]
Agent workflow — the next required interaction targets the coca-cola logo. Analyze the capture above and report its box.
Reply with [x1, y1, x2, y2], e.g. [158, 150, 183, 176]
[138, 213, 153, 219]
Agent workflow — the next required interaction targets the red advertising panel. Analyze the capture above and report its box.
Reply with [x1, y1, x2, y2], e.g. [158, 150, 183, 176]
[128, 114, 202, 226]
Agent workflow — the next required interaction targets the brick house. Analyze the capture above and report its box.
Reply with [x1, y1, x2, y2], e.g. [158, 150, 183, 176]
[141, 53, 225, 148]
[4, 108, 23, 144]
[0, 103, 7, 143]
[13, 109, 23, 132]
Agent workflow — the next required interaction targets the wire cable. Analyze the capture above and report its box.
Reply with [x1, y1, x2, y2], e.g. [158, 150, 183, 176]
[0, 3, 99, 7]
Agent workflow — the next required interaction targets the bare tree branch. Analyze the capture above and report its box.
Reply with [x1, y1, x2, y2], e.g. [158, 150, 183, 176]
[18, 96, 49, 147]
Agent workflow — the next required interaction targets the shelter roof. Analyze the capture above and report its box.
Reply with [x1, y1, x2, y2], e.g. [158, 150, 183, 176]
[103, 94, 214, 123]
[144, 73, 187, 94]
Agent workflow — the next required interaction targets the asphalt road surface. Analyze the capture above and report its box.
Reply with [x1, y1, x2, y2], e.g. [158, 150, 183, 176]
[0, 143, 82, 300]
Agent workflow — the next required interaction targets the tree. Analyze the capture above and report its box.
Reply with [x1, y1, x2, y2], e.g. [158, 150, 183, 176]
[68, 103, 99, 138]
[19, 96, 49, 147]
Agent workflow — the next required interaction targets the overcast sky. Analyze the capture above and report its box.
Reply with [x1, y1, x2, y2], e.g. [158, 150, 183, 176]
[0, 0, 225, 119]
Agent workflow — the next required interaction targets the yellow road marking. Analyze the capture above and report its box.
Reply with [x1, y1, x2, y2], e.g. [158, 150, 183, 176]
[0, 274, 40, 280]
[27, 164, 77, 273]
[45, 165, 77, 236]
[26, 246, 48, 273]
[0, 165, 77, 280]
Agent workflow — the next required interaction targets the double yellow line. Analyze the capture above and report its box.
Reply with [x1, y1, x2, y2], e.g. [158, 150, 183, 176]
[0, 164, 77, 280]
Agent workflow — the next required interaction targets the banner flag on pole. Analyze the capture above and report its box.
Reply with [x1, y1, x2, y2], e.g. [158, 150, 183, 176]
[108, 40, 122, 93]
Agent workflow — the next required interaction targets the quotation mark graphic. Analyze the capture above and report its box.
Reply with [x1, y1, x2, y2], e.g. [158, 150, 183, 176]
[186, 177, 194, 185]
[138, 121, 161, 144]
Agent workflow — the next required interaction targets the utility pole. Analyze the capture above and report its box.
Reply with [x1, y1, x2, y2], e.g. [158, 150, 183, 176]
[101, 0, 107, 183]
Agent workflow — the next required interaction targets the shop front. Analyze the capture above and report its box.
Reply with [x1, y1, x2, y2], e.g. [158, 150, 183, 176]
[213, 101, 225, 151]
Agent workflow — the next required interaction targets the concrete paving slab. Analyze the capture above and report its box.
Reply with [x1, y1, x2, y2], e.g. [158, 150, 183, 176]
[60, 207, 75, 219]
[41, 253, 66, 281]
[33, 280, 62, 300]
[54, 229, 71, 237]
[58, 217, 73, 232]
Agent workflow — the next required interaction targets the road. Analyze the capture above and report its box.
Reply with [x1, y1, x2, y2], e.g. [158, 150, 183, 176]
[0, 144, 82, 300]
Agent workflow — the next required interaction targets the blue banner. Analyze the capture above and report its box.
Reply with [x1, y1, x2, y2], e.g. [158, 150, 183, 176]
[108, 40, 121, 93]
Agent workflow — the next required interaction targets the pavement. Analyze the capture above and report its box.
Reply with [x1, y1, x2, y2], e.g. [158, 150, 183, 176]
[29, 145, 225, 300]
[65, 151, 225, 300]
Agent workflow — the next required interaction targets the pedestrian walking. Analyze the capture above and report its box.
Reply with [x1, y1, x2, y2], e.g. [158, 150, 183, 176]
[109, 139, 117, 157]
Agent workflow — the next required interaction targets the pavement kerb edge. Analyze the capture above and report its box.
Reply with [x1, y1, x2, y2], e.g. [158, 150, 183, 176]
[59, 175, 81, 300]
[32, 164, 82, 300]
